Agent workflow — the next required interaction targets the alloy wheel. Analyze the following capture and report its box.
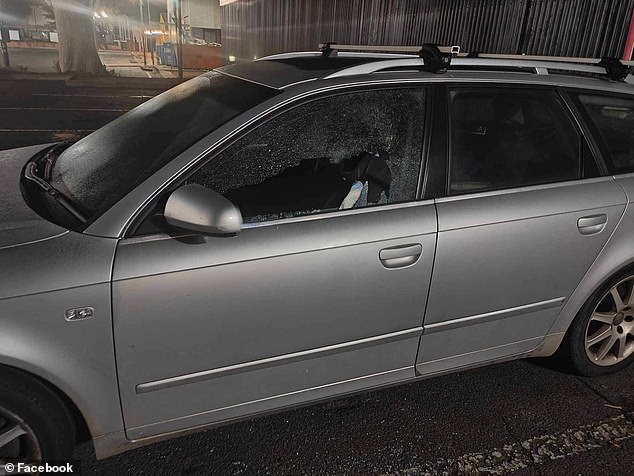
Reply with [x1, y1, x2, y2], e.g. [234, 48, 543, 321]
[0, 404, 41, 472]
[585, 276, 634, 366]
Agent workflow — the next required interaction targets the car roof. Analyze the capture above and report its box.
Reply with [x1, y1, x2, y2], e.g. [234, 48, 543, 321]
[217, 54, 405, 89]
[217, 52, 634, 93]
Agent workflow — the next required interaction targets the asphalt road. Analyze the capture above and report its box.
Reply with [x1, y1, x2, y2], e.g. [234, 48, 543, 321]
[1, 78, 633, 475]
[0, 78, 159, 150]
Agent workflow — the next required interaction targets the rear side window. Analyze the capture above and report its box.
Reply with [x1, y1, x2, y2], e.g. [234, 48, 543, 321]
[577, 94, 634, 174]
[449, 88, 584, 195]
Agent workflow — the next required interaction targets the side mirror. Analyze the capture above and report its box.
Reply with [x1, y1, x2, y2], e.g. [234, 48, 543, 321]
[164, 184, 243, 235]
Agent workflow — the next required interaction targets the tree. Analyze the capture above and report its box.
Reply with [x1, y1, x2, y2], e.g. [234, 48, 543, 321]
[51, 0, 104, 74]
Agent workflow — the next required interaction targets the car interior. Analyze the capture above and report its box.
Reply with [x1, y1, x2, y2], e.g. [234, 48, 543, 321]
[450, 92, 581, 194]
[224, 150, 393, 221]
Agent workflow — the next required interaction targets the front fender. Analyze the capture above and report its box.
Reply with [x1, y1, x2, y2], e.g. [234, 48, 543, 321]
[0, 232, 123, 439]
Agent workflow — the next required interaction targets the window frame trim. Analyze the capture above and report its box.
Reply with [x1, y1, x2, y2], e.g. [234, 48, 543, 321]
[434, 174, 617, 205]
[421, 84, 448, 200]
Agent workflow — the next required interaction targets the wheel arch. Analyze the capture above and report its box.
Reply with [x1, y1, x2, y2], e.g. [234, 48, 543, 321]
[0, 360, 96, 444]
[0, 363, 91, 444]
[0, 302, 125, 445]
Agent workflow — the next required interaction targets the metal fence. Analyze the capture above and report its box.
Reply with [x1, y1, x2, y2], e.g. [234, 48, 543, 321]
[221, 0, 634, 62]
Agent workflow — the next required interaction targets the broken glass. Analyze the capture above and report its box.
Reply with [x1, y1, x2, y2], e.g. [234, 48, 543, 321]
[189, 87, 427, 222]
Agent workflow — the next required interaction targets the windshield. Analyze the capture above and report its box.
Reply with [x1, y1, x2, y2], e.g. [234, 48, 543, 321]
[50, 71, 278, 223]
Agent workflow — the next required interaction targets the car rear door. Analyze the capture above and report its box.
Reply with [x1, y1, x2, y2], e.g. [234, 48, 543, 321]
[112, 85, 437, 439]
[416, 86, 627, 375]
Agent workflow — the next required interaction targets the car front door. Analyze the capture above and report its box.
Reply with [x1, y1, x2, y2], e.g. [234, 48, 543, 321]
[417, 86, 627, 374]
[112, 85, 437, 439]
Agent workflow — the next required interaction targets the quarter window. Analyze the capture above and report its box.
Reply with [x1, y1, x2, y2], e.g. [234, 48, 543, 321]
[189, 88, 427, 223]
[577, 94, 634, 174]
[449, 89, 583, 194]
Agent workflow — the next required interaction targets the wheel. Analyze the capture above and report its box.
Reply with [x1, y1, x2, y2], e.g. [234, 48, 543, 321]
[0, 367, 75, 469]
[565, 268, 634, 376]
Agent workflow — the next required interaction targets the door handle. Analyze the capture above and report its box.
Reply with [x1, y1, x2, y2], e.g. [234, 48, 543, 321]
[379, 244, 423, 269]
[577, 214, 607, 235]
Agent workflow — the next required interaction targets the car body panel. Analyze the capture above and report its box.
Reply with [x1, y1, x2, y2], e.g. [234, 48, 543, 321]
[533, 175, 634, 347]
[125, 339, 417, 439]
[417, 177, 627, 372]
[0, 231, 122, 437]
[112, 201, 436, 438]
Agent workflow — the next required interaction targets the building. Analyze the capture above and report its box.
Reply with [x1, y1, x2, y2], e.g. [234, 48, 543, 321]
[0, 0, 136, 51]
[166, 0, 222, 45]
[0, 0, 57, 46]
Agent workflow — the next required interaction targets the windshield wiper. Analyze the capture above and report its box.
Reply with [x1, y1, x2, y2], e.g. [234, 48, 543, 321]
[40, 141, 71, 181]
[24, 161, 87, 224]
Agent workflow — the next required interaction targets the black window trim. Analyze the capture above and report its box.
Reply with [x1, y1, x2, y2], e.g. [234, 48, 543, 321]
[421, 83, 448, 200]
[441, 82, 602, 198]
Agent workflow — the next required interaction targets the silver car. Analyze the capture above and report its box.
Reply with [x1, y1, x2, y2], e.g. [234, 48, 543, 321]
[2, 46, 634, 465]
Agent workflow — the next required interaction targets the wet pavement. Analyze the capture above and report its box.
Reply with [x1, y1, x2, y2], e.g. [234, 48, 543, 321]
[0, 77, 632, 475]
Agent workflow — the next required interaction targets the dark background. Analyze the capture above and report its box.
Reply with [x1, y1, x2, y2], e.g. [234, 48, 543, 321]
[222, 0, 634, 62]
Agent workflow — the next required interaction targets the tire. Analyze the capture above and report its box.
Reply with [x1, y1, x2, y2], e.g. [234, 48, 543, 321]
[564, 265, 634, 376]
[0, 367, 75, 464]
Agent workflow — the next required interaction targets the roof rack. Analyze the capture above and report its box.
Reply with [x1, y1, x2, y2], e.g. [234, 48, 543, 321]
[319, 42, 453, 73]
[318, 43, 461, 56]
[314, 43, 634, 81]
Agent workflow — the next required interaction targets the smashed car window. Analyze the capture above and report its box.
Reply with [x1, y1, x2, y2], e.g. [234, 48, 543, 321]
[189, 88, 426, 223]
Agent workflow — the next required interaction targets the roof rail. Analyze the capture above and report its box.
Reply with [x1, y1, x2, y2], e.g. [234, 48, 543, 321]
[255, 51, 414, 61]
[323, 57, 621, 80]
[316, 43, 634, 81]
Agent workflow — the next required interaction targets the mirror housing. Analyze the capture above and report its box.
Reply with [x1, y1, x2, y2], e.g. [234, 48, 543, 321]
[164, 184, 243, 235]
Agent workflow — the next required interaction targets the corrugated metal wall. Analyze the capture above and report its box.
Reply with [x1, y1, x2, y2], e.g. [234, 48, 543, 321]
[521, 0, 634, 57]
[221, 0, 634, 62]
